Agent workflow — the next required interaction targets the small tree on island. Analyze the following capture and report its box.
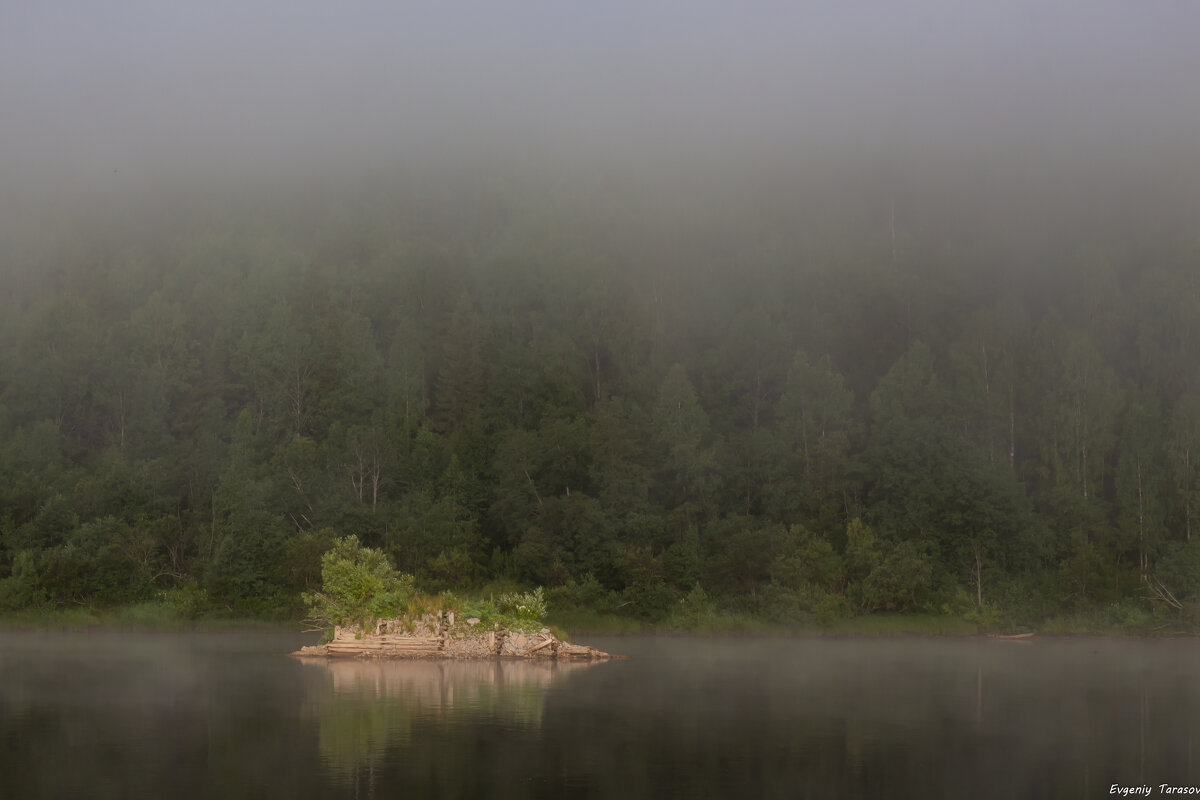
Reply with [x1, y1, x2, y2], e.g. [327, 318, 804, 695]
[302, 535, 415, 631]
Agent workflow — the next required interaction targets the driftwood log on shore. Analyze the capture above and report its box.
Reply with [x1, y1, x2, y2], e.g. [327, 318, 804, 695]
[292, 612, 617, 660]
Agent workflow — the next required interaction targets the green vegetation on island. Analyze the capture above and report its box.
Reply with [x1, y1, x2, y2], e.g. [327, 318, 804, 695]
[303, 535, 551, 639]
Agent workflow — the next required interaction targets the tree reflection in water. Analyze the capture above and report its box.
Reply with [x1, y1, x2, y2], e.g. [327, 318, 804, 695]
[299, 657, 600, 792]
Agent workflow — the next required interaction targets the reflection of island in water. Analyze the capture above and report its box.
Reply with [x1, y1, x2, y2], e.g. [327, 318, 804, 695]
[300, 657, 601, 782]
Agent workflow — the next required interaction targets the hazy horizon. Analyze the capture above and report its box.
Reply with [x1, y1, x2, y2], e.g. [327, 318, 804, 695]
[3, 1, 1199, 219]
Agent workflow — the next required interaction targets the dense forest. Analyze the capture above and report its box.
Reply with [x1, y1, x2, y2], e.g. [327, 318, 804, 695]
[2, 169, 1200, 627]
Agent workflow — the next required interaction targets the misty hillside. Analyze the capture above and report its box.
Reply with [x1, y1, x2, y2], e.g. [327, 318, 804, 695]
[1, 174, 1198, 623]
[2, 2, 1199, 625]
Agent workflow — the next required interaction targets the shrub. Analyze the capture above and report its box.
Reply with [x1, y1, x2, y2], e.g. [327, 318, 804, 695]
[159, 581, 210, 619]
[671, 584, 717, 629]
[495, 587, 547, 620]
[456, 587, 551, 633]
[302, 536, 415, 630]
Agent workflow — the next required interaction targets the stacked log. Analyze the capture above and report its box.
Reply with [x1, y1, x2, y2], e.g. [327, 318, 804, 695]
[326, 634, 443, 657]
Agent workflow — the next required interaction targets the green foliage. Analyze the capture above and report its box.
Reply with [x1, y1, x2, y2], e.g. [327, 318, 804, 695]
[422, 548, 483, 591]
[0, 551, 43, 610]
[3, 178, 1200, 629]
[1154, 540, 1200, 601]
[159, 581, 210, 619]
[545, 573, 621, 617]
[844, 519, 933, 613]
[303, 535, 415, 629]
[455, 587, 550, 633]
[859, 541, 933, 613]
[768, 525, 843, 593]
[495, 587, 547, 621]
[669, 585, 717, 629]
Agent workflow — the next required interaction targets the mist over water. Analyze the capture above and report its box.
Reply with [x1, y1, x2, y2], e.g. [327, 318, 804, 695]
[3, 8, 1200, 795]
[2, 633, 1200, 798]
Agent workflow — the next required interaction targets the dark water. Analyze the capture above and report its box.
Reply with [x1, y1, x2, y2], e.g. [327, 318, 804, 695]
[2, 632, 1199, 799]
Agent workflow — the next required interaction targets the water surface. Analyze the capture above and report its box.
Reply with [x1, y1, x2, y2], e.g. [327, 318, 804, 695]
[2, 631, 1197, 798]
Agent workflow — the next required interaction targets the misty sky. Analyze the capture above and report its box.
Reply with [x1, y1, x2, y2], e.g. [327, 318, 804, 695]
[2, 1, 1199, 202]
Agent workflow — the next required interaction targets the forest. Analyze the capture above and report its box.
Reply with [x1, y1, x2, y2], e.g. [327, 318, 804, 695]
[2, 166, 1200, 631]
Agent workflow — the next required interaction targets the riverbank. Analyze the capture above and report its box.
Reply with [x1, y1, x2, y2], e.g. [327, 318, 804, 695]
[0, 603, 296, 633]
[4, 602, 1197, 638]
[550, 606, 1200, 638]
[549, 609, 984, 637]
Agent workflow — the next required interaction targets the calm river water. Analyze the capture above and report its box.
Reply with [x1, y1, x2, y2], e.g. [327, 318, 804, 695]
[2, 631, 1198, 798]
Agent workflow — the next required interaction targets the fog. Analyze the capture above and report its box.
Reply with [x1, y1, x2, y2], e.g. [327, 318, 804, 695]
[5, 3, 1200, 622]
[4, 1, 1199, 221]
[6, 633, 1200, 797]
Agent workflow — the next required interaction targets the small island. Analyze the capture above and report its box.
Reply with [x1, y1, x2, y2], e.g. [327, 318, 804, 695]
[292, 536, 615, 661]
